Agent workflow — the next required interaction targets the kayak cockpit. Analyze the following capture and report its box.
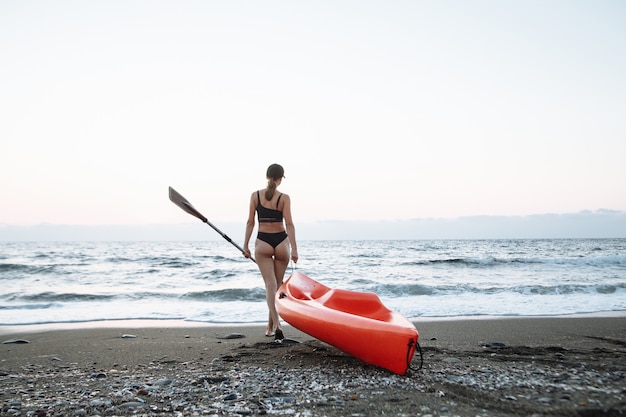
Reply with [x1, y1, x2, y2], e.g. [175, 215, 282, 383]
[316, 289, 393, 321]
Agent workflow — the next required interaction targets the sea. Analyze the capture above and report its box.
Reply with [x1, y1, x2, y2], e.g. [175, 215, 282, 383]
[1, 239, 625, 328]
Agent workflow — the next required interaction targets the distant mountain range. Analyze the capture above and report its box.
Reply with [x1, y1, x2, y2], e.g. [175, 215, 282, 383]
[2, 210, 625, 241]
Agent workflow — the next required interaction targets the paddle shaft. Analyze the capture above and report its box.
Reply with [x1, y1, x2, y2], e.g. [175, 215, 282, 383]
[168, 186, 256, 263]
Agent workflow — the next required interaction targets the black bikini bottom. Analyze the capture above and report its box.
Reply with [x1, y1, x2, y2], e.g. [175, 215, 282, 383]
[257, 231, 288, 249]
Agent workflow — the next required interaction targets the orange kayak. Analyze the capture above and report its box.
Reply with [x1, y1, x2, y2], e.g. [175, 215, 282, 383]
[276, 270, 419, 375]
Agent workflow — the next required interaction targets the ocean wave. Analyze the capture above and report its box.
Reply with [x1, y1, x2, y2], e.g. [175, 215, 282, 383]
[9, 292, 116, 302]
[204, 269, 239, 279]
[1, 239, 623, 323]
[104, 256, 199, 268]
[512, 283, 625, 296]
[371, 283, 436, 296]
[0, 263, 62, 275]
[154, 259, 199, 268]
[181, 288, 266, 302]
[0, 263, 32, 273]
[374, 282, 626, 297]
[0, 302, 57, 310]
[404, 253, 626, 267]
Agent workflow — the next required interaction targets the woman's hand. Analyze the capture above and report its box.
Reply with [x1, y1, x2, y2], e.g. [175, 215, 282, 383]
[291, 249, 298, 263]
[243, 248, 251, 259]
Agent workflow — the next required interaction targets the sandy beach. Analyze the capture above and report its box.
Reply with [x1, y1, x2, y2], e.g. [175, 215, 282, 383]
[1, 316, 625, 416]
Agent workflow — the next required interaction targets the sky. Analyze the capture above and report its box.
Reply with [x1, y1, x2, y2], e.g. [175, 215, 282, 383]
[2, 1, 625, 233]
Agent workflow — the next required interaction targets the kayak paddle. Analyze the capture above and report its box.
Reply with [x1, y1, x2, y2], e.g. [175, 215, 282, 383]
[168, 186, 256, 263]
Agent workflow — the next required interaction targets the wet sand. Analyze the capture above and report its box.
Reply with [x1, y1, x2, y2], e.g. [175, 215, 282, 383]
[1, 316, 625, 416]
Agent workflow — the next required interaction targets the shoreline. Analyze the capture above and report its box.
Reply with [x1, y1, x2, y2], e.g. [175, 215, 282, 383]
[2, 316, 625, 416]
[2, 310, 625, 336]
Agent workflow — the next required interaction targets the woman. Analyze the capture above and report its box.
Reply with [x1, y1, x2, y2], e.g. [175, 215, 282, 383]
[243, 163, 298, 341]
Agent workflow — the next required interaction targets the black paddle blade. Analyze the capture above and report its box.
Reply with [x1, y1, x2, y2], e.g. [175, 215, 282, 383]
[169, 186, 208, 223]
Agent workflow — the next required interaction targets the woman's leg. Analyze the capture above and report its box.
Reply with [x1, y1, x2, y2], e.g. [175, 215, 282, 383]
[269, 240, 290, 338]
[273, 238, 291, 287]
[255, 239, 282, 334]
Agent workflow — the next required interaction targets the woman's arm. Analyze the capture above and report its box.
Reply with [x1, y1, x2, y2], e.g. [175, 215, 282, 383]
[282, 194, 298, 263]
[243, 192, 257, 258]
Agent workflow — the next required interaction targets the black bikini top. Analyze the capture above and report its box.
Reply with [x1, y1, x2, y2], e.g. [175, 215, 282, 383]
[256, 190, 283, 223]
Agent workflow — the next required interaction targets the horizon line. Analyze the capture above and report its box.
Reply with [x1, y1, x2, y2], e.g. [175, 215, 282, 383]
[1, 210, 625, 241]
